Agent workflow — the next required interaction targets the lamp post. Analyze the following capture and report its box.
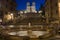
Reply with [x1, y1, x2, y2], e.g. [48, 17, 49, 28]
[10, 13, 14, 20]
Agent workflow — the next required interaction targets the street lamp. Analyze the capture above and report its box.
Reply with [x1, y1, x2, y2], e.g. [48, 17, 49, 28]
[8, 25, 14, 28]
[6, 13, 14, 21]
[38, 11, 42, 13]
[24, 11, 27, 13]
[7, 14, 12, 20]
[10, 13, 14, 20]
[34, 11, 37, 13]
[20, 11, 23, 14]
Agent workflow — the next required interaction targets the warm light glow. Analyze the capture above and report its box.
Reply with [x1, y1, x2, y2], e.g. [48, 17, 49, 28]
[7, 30, 48, 37]
[0, 19, 2, 22]
[7, 14, 12, 20]
[17, 31, 27, 36]
[6, 13, 14, 20]
[8, 25, 14, 28]
[11, 13, 13, 16]
[58, 3, 60, 17]
[31, 9, 35, 12]
[58, 3, 60, 7]
[20, 11, 23, 13]
[10, 13, 14, 20]
[38, 11, 42, 13]
[8, 32, 16, 35]
[24, 11, 27, 13]
[35, 11, 37, 13]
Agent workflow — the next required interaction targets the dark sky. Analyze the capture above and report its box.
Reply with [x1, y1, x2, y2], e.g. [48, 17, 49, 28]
[15, 0, 45, 11]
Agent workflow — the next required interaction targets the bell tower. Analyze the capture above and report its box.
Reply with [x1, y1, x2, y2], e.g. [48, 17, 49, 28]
[31, 2, 36, 12]
[27, 2, 30, 12]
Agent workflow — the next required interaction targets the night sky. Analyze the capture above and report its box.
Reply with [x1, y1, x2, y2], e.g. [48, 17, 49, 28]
[15, 0, 45, 11]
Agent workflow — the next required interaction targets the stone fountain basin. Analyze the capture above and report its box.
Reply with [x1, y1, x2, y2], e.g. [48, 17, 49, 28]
[8, 31, 49, 38]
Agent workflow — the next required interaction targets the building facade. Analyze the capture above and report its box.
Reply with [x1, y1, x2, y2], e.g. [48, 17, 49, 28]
[0, 0, 16, 24]
[45, 0, 58, 23]
[45, 0, 60, 35]
[57, 0, 60, 35]
[0, 0, 16, 14]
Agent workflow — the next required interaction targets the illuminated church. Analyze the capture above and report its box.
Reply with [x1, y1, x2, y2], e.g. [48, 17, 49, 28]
[19, 2, 42, 14]
[26, 2, 36, 13]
